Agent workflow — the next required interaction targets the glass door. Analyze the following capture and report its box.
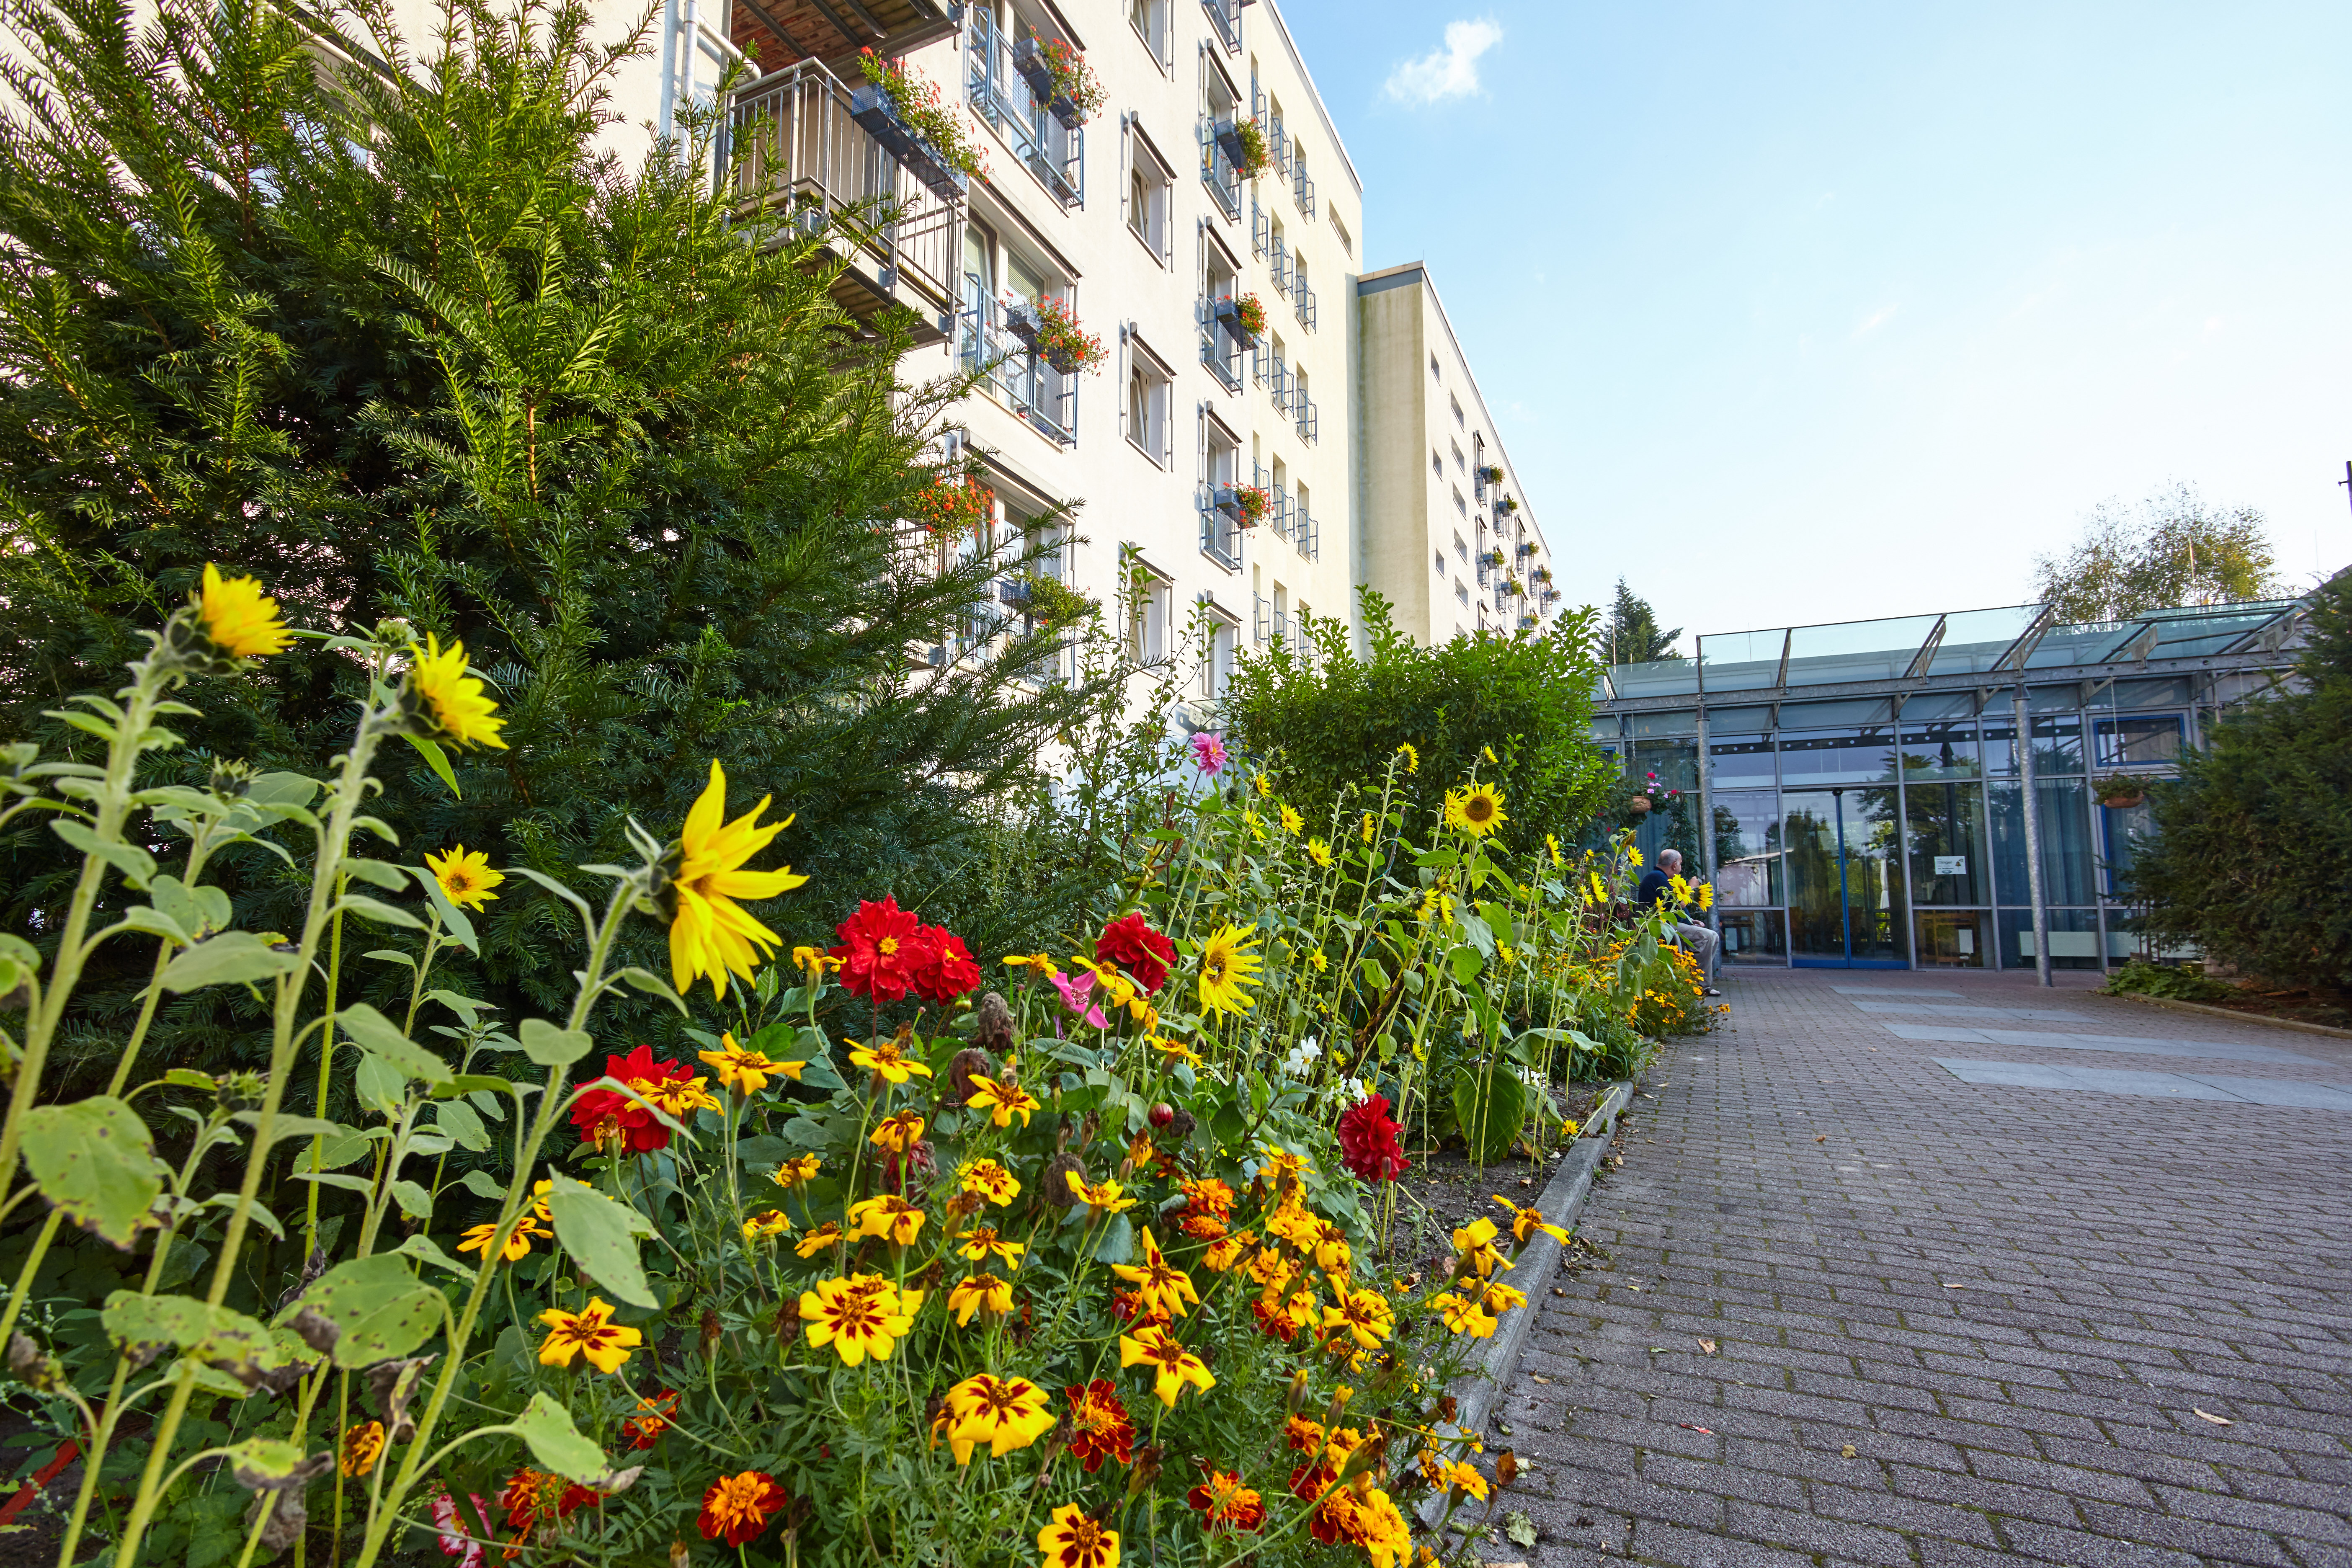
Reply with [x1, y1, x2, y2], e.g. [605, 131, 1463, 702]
[1783, 788, 1908, 967]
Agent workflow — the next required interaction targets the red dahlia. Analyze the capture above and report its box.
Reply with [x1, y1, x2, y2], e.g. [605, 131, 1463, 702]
[1335, 1093, 1411, 1184]
[828, 897, 931, 1003]
[1095, 913, 1176, 994]
[908, 925, 980, 1004]
[569, 1044, 692, 1153]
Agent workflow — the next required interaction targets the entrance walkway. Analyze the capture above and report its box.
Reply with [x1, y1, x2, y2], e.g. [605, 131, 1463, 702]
[1500, 969, 2352, 1567]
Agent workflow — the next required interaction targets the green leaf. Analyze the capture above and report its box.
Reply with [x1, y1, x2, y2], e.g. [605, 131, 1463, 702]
[389, 1180, 432, 1219]
[505, 866, 592, 934]
[1452, 1060, 1529, 1166]
[148, 874, 231, 939]
[509, 1393, 606, 1483]
[341, 857, 412, 892]
[417, 871, 478, 955]
[335, 893, 424, 931]
[431, 1099, 490, 1152]
[201, 1191, 285, 1240]
[401, 732, 462, 800]
[160, 932, 301, 993]
[441, 1073, 517, 1097]
[395, 1234, 472, 1278]
[613, 967, 686, 1014]
[518, 1018, 593, 1068]
[353, 1052, 407, 1117]
[1504, 1510, 1539, 1548]
[458, 1169, 506, 1200]
[102, 1292, 273, 1371]
[232, 1112, 352, 1150]
[290, 1172, 377, 1195]
[362, 946, 417, 969]
[21, 1098, 162, 1246]
[543, 1175, 655, 1309]
[50, 818, 155, 888]
[117, 904, 191, 946]
[337, 1003, 452, 1086]
[279, 1255, 444, 1367]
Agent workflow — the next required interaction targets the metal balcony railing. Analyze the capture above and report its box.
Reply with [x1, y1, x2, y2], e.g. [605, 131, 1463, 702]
[1202, 0, 1241, 53]
[1199, 487, 1244, 569]
[1293, 281, 1315, 331]
[1251, 199, 1268, 259]
[1293, 394, 1318, 445]
[1199, 297, 1244, 391]
[1293, 505, 1317, 560]
[959, 279, 1077, 446]
[964, 8, 1083, 209]
[1268, 235, 1290, 298]
[1267, 118, 1289, 184]
[1253, 592, 1269, 644]
[1264, 354, 1293, 414]
[730, 60, 965, 322]
[1294, 164, 1315, 217]
[1199, 117, 1242, 220]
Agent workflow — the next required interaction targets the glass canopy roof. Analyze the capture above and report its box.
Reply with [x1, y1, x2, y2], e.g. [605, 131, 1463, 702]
[1596, 598, 2305, 703]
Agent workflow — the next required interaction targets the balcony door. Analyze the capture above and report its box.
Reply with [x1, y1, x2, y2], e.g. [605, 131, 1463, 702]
[1784, 787, 1907, 967]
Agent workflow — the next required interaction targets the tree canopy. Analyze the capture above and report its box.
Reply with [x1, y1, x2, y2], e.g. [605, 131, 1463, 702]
[1604, 579, 1684, 665]
[2032, 484, 2285, 623]
[1224, 590, 1614, 854]
[2127, 568, 2349, 993]
[0, 0, 1113, 1068]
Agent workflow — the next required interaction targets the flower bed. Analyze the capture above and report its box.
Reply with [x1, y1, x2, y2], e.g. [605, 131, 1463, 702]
[0, 579, 1709, 1568]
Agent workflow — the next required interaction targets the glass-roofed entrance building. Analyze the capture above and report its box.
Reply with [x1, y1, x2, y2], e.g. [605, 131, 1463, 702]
[1591, 598, 2311, 973]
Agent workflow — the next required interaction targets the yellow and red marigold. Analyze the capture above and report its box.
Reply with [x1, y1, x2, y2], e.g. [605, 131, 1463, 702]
[798, 1273, 914, 1366]
[699, 1470, 788, 1547]
[1062, 1379, 1135, 1472]
[1038, 1503, 1120, 1568]
[622, 1390, 680, 1449]
[940, 1372, 1054, 1464]
[536, 1298, 641, 1373]
[1187, 1469, 1266, 1532]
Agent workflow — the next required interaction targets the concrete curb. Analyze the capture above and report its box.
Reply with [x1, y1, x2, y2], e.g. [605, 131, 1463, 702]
[1417, 1078, 1637, 1522]
[2105, 989, 2352, 1042]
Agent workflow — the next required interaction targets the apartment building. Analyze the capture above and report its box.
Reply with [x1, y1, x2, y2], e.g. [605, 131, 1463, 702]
[1357, 262, 1560, 646]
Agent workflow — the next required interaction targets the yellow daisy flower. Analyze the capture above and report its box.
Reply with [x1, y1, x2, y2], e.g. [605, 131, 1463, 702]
[424, 845, 503, 912]
[196, 564, 292, 658]
[667, 760, 808, 1000]
[1195, 923, 1264, 1018]
[407, 634, 507, 750]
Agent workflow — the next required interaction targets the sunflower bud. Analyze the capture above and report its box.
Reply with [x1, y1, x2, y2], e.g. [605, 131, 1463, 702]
[971, 990, 1014, 1056]
[946, 1047, 993, 1105]
[1040, 1153, 1086, 1209]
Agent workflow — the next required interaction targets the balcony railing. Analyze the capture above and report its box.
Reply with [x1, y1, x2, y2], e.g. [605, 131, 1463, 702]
[1260, 352, 1292, 414]
[1199, 298, 1244, 392]
[1250, 199, 1268, 258]
[1202, 0, 1241, 53]
[1266, 118, 1289, 184]
[1293, 395, 1318, 445]
[959, 280, 1077, 446]
[730, 60, 965, 328]
[1293, 504, 1317, 560]
[964, 8, 1083, 209]
[1199, 487, 1244, 569]
[1293, 281, 1315, 331]
[1199, 118, 1242, 221]
[1268, 235, 1290, 298]
[1294, 164, 1315, 217]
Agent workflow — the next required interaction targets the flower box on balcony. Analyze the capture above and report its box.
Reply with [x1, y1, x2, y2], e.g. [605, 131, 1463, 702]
[1214, 119, 1271, 179]
[1014, 35, 1103, 129]
[849, 85, 967, 203]
[1504, 578, 1526, 596]
[1478, 464, 1504, 486]
[1214, 484, 1270, 528]
[1214, 293, 1266, 344]
[1006, 299, 1104, 375]
[1494, 495, 1519, 515]
[1516, 542, 1537, 557]
[1530, 565, 1553, 583]
[1519, 614, 1538, 630]
[1480, 549, 1506, 569]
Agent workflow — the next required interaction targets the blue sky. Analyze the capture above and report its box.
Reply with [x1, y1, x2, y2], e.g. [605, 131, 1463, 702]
[1279, 1, 2352, 648]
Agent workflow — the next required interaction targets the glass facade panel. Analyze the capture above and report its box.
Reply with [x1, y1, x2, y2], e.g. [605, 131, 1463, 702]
[2031, 714, 2083, 774]
[1782, 614, 1940, 686]
[1709, 789, 1782, 907]
[1914, 910, 1986, 968]
[1896, 722, 1979, 780]
[1718, 909, 1785, 965]
[2099, 797, 2156, 898]
[1998, 908, 2103, 970]
[1991, 779, 2097, 908]
[1696, 628, 1786, 693]
[2093, 713, 2183, 768]
[1904, 780, 1986, 905]
[1706, 733, 1774, 789]
[1778, 727, 1898, 785]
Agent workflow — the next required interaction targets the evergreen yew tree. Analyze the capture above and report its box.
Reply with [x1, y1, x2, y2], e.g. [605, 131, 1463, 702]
[0, 0, 1113, 1065]
[2127, 567, 2352, 993]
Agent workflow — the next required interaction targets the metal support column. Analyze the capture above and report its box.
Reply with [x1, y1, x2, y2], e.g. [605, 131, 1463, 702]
[2014, 689, 2053, 987]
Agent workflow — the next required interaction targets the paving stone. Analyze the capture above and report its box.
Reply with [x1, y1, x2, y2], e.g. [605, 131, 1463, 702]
[1505, 970, 2352, 1568]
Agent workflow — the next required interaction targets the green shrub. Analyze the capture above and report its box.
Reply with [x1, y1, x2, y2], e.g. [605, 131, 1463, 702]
[2100, 958, 2232, 1002]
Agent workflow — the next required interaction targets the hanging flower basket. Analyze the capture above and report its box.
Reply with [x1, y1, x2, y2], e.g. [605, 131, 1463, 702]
[1214, 293, 1266, 344]
[1216, 118, 1271, 179]
[2094, 774, 2147, 809]
[1009, 297, 1106, 375]
[1015, 34, 1105, 128]
[1627, 795, 1652, 815]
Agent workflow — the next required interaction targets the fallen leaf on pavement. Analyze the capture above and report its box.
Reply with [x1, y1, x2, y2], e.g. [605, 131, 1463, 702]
[1503, 1510, 1539, 1548]
[1815, 1135, 1827, 1142]
[1529, 1374, 1552, 1384]
[1840, 1444, 1857, 1458]
[1698, 1340, 1716, 1355]
[2194, 1409, 2233, 1426]
[1676, 1424, 1712, 1434]
[1942, 1282, 1966, 1289]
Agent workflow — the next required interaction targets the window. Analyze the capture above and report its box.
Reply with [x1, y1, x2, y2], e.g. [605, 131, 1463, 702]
[1124, 121, 1174, 264]
[1199, 232, 1242, 388]
[1450, 394, 1465, 427]
[1454, 531, 1468, 562]
[1331, 211, 1353, 256]
[1452, 487, 1467, 516]
[1457, 580, 1471, 607]
[1292, 481, 1312, 558]
[1203, 615, 1238, 698]
[1201, 414, 1242, 568]
[1431, 450, 1442, 478]
[1429, 353, 1441, 382]
[1451, 441, 1465, 471]
[1434, 550, 1447, 577]
[1129, 0, 1171, 67]
[1199, 59, 1242, 219]
[1125, 334, 1172, 467]
[1129, 567, 1172, 661]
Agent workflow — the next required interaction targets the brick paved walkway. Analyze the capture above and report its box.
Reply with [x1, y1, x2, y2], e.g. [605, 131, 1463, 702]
[1500, 969, 2352, 1568]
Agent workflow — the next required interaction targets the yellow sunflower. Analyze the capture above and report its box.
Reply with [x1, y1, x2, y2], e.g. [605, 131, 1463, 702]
[1279, 803, 1304, 835]
[667, 760, 809, 998]
[1395, 742, 1419, 775]
[424, 845, 503, 912]
[407, 635, 506, 750]
[1445, 783, 1508, 838]
[196, 565, 292, 659]
[1195, 923, 1264, 1017]
[1305, 837, 1333, 869]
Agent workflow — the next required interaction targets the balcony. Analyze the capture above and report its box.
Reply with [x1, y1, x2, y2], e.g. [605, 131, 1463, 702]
[1293, 281, 1315, 331]
[1202, 0, 1241, 53]
[1199, 487, 1244, 569]
[965, 8, 1083, 209]
[1199, 119, 1242, 221]
[1266, 119, 1289, 185]
[1268, 235, 1290, 298]
[1199, 301, 1244, 392]
[730, 59, 966, 342]
[1263, 355, 1293, 415]
[1294, 165, 1315, 218]
[959, 283, 1077, 445]
[1293, 395, 1318, 446]
[1293, 504, 1317, 561]
[1251, 199, 1269, 259]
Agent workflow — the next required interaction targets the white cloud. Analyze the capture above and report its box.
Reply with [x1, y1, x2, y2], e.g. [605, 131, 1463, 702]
[1383, 18, 1503, 107]
[1854, 304, 1899, 337]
